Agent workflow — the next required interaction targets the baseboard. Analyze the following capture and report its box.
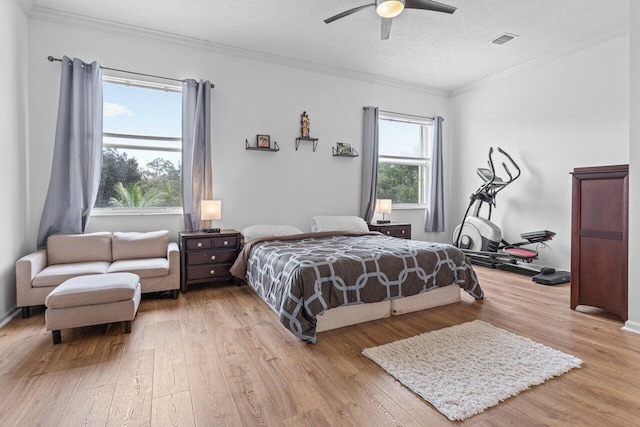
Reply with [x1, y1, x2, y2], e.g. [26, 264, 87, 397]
[622, 320, 640, 335]
[0, 307, 20, 330]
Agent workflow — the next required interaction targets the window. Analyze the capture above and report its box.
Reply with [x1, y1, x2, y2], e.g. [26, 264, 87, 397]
[377, 113, 432, 206]
[94, 77, 182, 212]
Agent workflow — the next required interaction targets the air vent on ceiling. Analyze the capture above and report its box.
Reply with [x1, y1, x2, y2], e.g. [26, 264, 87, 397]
[491, 33, 518, 45]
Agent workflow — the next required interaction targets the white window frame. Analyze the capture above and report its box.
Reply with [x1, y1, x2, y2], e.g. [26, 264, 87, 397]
[377, 112, 432, 209]
[92, 76, 183, 216]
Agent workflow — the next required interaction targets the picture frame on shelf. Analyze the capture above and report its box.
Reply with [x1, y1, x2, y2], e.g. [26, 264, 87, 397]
[336, 142, 352, 155]
[257, 134, 271, 149]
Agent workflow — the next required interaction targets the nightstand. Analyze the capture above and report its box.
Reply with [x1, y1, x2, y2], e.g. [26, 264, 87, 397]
[179, 230, 240, 293]
[368, 222, 412, 239]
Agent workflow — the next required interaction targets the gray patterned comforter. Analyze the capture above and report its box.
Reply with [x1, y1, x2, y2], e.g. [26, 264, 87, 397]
[230, 232, 483, 343]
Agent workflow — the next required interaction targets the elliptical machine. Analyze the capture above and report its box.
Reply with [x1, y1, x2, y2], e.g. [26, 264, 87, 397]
[452, 147, 569, 284]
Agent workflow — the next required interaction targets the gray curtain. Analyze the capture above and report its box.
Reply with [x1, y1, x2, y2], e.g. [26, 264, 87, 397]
[425, 116, 444, 232]
[37, 56, 103, 249]
[360, 106, 379, 222]
[182, 79, 212, 231]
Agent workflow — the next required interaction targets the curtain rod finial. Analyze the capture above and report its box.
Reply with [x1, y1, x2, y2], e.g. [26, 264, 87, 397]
[47, 56, 54, 62]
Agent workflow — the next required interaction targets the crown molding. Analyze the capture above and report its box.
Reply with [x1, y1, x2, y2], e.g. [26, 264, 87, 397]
[14, 0, 33, 15]
[451, 24, 630, 97]
[29, 6, 451, 98]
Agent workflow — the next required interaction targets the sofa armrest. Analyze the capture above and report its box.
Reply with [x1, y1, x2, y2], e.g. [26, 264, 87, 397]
[167, 242, 179, 272]
[16, 250, 47, 307]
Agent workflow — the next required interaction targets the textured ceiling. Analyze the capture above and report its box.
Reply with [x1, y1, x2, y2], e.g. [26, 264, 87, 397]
[30, 0, 630, 91]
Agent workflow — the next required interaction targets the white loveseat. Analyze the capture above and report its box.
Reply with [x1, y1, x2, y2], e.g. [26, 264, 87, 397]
[16, 230, 180, 318]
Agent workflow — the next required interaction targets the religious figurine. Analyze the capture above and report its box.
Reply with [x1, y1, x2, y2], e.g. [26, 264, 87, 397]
[301, 111, 310, 137]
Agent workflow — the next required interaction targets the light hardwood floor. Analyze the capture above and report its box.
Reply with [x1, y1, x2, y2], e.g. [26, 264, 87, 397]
[1, 267, 639, 426]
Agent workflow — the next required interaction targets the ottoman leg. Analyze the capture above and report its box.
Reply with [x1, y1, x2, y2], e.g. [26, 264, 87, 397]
[22, 307, 30, 319]
[171, 289, 179, 299]
[124, 321, 132, 334]
[52, 330, 61, 345]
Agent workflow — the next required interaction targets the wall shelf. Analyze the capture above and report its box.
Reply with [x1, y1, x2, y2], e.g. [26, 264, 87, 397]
[295, 137, 318, 152]
[332, 147, 359, 158]
[246, 139, 279, 152]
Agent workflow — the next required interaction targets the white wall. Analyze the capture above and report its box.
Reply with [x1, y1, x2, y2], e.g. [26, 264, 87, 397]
[625, 4, 640, 334]
[0, 0, 29, 324]
[450, 35, 630, 270]
[26, 19, 450, 248]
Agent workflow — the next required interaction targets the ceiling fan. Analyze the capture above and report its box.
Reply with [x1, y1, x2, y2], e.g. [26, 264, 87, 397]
[324, 0, 456, 40]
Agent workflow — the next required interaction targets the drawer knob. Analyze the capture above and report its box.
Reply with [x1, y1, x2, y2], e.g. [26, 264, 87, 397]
[211, 255, 216, 261]
[223, 240, 229, 246]
[210, 269, 215, 275]
[401, 230, 405, 234]
[197, 242, 203, 248]
[386, 231, 391, 235]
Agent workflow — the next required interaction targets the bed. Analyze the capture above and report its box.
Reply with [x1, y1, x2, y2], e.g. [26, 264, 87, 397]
[230, 228, 483, 343]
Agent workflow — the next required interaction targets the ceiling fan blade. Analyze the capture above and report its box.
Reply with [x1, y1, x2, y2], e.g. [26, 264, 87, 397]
[405, 0, 456, 14]
[324, 3, 375, 24]
[381, 18, 392, 40]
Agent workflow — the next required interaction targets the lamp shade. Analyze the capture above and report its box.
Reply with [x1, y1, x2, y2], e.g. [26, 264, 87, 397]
[201, 200, 221, 220]
[376, 0, 405, 18]
[375, 199, 392, 215]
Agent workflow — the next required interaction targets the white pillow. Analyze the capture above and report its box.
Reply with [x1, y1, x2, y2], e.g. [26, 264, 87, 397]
[310, 216, 369, 233]
[241, 224, 304, 243]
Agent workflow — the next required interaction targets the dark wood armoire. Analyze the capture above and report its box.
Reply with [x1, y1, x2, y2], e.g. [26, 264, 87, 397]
[571, 164, 628, 321]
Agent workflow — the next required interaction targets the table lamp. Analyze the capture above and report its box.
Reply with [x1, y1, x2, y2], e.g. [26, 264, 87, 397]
[375, 199, 392, 224]
[201, 200, 221, 233]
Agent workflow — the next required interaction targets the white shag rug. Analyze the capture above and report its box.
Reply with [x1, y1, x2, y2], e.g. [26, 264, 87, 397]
[362, 320, 582, 421]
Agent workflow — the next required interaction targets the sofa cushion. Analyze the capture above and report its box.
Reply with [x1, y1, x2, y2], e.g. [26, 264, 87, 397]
[45, 272, 140, 309]
[107, 258, 169, 278]
[112, 230, 169, 261]
[47, 232, 112, 265]
[32, 261, 111, 288]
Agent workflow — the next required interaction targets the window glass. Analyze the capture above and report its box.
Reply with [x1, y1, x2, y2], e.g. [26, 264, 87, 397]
[377, 114, 432, 205]
[95, 79, 182, 209]
[379, 119, 423, 158]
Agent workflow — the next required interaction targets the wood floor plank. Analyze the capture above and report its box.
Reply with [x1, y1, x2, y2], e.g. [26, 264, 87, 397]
[151, 390, 196, 427]
[76, 332, 126, 391]
[61, 383, 115, 426]
[152, 319, 190, 398]
[106, 349, 154, 427]
[183, 331, 242, 426]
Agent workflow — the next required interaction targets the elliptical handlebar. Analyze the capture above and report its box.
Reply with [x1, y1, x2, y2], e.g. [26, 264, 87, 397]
[496, 147, 521, 183]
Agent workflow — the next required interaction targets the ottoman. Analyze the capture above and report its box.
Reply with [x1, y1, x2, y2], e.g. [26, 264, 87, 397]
[45, 272, 141, 344]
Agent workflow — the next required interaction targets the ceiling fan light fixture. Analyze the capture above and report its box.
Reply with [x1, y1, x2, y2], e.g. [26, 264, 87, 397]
[376, 0, 405, 19]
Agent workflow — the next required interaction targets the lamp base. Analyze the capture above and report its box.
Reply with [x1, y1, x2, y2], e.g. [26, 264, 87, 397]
[202, 228, 221, 233]
[376, 220, 391, 224]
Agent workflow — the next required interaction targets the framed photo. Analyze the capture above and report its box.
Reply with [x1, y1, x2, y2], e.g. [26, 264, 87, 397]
[336, 142, 352, 155]
[257, 134, 271, 149]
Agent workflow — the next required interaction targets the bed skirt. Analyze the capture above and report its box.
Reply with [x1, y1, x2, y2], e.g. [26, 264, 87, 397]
[316, 284, 461, 333]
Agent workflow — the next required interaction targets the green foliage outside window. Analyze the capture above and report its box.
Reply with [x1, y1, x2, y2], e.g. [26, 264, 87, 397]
[377, 164, 421, 204]
[95, 148, 181, 208]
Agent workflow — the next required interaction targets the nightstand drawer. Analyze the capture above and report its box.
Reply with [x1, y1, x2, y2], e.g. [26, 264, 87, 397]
[186, 238, 213, 250]
[383, 227, 410, 238]
[368, 223, 411, 239]
[186, 250, 237, 266]
[214, 236, 237, 249]
[187, 264, 231, 281]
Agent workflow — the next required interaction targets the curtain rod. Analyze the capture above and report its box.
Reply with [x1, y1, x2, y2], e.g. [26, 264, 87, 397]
[363, 107, 442, 121]
[47, 56, 215, 89]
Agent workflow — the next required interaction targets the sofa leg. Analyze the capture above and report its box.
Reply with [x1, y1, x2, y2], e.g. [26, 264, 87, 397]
[21, 307, 30, 319]
[124, 321, 132, 334]
[52, 330, 61, 345]
[171, 289, 179, 299]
